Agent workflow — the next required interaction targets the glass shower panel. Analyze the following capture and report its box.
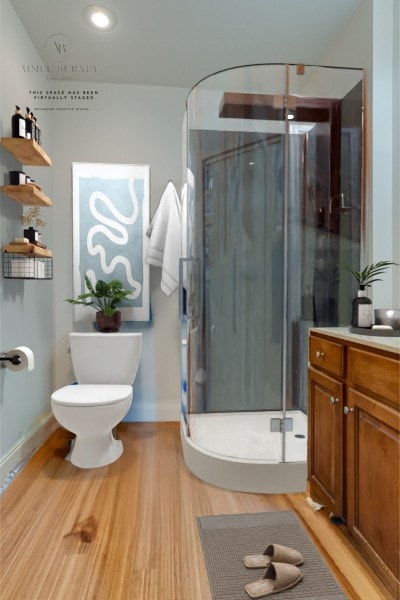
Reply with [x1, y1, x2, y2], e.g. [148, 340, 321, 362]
[285, 65, 365, 422]
[204, 134, 285, 412]
[184, 64, 287, 459]
[181, 64, 364, 465]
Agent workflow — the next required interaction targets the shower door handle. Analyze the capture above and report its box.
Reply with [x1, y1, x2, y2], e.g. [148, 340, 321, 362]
[179, 257, 198, 321]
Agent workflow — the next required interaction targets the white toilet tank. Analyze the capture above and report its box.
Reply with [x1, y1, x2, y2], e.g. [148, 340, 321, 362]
[70, 333, 142, 385]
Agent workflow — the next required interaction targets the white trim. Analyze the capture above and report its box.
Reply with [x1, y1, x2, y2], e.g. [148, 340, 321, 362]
[0, 414, 58, 485]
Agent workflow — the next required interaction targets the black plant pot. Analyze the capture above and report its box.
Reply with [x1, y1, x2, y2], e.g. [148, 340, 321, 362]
[96, 311, 121, 332]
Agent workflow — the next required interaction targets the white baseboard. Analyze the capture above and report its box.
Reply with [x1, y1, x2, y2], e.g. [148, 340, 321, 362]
[0, 414, 58, 486]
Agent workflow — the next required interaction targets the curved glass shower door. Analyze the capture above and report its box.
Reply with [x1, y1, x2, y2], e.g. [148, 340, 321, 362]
[203, 89, 286, 416]
[181, 64, 365, 466]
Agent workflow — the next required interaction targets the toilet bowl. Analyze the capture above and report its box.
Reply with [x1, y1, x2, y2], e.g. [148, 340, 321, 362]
[51, 332, 142, 468]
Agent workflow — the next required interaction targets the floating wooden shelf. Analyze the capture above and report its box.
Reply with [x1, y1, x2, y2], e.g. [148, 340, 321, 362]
[2, 138, 53, 279]
[2, 243, 52, 257]
[1, 137, 51, 166]
[1, 184, 52, 206]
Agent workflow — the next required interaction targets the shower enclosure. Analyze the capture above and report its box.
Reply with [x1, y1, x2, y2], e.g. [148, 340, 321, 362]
[180, 64, 366, 492]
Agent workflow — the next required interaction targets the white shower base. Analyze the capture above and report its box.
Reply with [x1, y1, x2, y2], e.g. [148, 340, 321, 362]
[180, 410, 307, 493]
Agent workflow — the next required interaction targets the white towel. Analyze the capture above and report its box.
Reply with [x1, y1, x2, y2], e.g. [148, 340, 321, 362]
[146, 181, 182, 296]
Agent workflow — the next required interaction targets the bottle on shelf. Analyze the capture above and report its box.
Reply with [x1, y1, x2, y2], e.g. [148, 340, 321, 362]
[11, 105, 26, 138]
[32, 113, 41, 145]
[25, 107, 33, 139]
[351, 286, 373, 328]
[29, 111, 37, 141]
[23, 227, 39, 243]
[9, 170, 26, 184]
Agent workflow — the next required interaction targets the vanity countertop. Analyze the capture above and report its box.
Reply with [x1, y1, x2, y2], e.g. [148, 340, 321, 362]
[310, 326, 400, 355]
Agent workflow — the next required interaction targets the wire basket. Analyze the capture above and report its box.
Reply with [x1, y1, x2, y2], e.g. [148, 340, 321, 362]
[2, 253, 53, 279]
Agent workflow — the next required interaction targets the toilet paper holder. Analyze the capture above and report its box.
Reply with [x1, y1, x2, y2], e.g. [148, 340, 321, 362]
[0, 353, 22, 365]
[0, 347, 35, 372]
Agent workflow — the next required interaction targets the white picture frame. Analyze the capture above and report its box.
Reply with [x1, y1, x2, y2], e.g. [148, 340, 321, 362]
[72, 162, 150, 322]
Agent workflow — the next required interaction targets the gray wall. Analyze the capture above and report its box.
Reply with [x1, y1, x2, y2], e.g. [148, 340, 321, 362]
[1, 0, 55, 475]
[51, 83, 188, 422]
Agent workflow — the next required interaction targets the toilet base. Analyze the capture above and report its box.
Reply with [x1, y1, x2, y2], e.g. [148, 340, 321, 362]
[66, 432, 123, 468]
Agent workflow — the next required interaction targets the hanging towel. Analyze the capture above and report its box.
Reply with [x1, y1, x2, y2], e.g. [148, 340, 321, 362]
[146, 181, 182, 296]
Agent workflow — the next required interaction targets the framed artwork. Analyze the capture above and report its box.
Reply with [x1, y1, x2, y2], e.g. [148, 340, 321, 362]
[72, 162, 150, 321]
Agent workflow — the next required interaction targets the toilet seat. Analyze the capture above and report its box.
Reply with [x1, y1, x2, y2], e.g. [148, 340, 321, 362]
[51, 384, 132, 407]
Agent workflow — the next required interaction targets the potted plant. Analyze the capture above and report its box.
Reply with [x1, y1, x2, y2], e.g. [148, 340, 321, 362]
[340, 260, 397, 288]
[65, 273, 133, 332]
[339, 260, 397, 328]
[18, 206, 47, 243]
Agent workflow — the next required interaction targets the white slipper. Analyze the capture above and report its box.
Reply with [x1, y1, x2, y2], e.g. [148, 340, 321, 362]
[244, 544, 304, 568]
[245, 562, 303, 598]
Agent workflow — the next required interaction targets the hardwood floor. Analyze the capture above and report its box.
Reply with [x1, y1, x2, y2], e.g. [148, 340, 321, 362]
[0, 423, 394, 599]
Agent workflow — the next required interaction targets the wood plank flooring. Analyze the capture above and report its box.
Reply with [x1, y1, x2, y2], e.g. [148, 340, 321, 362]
[0, 423, 394, 600]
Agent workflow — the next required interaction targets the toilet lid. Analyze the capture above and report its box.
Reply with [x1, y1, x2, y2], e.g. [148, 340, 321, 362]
[51, 384, 133, 407]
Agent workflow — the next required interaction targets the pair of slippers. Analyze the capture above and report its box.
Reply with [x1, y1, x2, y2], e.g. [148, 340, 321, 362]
[244, 544, 304, 598]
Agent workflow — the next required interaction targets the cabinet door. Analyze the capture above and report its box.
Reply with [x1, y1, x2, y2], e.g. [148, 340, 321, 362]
[345, 387, 400, 588]
[308, 367, 344, 517]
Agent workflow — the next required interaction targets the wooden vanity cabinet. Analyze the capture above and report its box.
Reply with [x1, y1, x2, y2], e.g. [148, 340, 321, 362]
[308, 369, 343, 517]
[308, 329, 400, 596]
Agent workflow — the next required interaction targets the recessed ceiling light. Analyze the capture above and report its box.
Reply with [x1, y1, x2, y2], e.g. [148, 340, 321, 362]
[91, 11, 109, 28]
[82, 5, 117, 31]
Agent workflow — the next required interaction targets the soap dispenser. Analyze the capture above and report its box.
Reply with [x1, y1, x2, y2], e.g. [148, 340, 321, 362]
[351, 286, 372, 328]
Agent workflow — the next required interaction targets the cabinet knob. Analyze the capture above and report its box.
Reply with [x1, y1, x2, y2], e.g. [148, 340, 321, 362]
[330, 396, 339, 405]
[315, 351, 325, 358]
[343, 406, 354, 415]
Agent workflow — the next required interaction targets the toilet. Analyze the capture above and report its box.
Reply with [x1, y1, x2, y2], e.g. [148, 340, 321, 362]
[51, 332, 142, 468]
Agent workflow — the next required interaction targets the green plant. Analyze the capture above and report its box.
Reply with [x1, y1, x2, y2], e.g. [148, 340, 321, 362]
[65, 273, 132, 316]
[339, 260, 397, 288]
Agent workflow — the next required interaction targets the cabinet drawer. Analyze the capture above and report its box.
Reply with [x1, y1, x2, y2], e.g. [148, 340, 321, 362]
[309, 335, 344, 378]
[348, 347, 400, 408]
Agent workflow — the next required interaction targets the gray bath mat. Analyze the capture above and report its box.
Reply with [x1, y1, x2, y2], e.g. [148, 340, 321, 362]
[197, 510, 347, 599]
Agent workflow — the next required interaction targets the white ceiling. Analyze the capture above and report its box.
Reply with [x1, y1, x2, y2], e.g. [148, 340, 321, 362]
[9, 0, 363, 89]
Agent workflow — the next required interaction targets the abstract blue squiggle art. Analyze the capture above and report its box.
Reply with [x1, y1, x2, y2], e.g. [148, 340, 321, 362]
[72, 163, 150, 321]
